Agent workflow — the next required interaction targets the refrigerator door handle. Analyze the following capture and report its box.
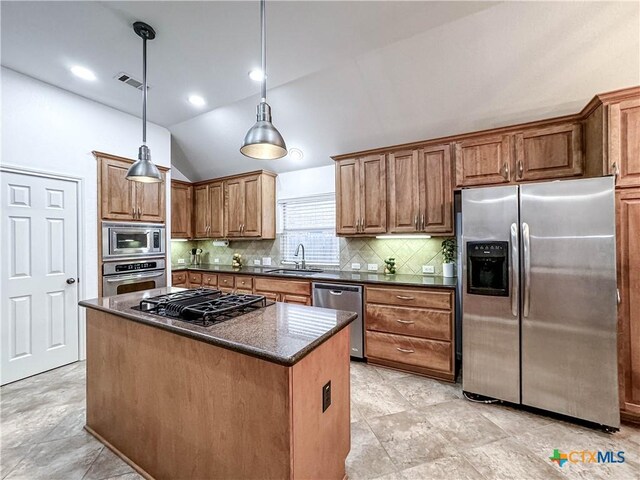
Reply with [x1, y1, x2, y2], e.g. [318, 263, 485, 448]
[522, 222, 531, 317]
[510, 223, 519, 317]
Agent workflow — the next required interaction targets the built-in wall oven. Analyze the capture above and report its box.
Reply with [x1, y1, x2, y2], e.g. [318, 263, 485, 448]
[102, 258, 166, 296]
[102, 221, 165, 260]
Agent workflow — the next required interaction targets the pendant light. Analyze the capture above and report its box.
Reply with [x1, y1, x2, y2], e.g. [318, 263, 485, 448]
[126, 21, 162, 183]
[240, 0, 287, 160]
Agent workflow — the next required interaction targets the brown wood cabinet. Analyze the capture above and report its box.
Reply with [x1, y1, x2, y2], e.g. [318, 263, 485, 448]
[617, 187, 640, 421]
[609, 98, 640, 188]
[171, 271, 188, 287]
[193, 182, 224, 239]
[514, 123, 583, 181]
[335, 155, 386, 235]
[365, 285, 455, 382]
[388, 145, 453, 235]
[224, 172, 276, 239]
[97, 154, 166, 222]
[254, 277, 312, 305]
[171, 181, 192, 238]
[454, 134, 513, 187]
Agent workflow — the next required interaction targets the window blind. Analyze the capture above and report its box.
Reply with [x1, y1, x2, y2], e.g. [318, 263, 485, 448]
[280, 195, 340, 266]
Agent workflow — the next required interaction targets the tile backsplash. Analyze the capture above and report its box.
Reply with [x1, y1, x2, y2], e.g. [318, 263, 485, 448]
[171, 235, 453, 275]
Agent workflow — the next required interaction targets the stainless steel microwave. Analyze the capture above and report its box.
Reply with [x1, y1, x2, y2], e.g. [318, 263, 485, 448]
[102, 221, 166, 260]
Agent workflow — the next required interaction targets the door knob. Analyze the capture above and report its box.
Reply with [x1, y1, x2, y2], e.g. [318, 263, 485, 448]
[66, 278, 76, 285]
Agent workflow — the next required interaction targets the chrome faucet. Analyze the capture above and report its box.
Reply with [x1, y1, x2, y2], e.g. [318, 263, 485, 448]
[294, 243, 306, 270]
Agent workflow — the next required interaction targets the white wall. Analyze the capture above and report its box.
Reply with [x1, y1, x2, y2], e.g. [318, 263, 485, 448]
[276, 165, 335, 200]
[1, 67, 172, 307]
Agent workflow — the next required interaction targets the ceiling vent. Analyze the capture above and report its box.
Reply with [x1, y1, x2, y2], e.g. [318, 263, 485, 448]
[114, 72, 148, 90]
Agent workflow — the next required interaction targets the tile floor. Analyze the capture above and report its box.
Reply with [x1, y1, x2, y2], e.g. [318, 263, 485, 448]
[1, 361, 639, 480]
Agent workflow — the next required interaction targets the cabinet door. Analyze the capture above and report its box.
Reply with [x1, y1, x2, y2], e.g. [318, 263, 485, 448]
[208, 182, 225, 238]
[171, 182, 192, 238]
[135, 175, 166, 223]
[101, 158, 135, 220]
[610, 99, 640, 188]
[255, 291, 279, 302]
[225, 178, 244, 237]
[515, 123, 583, 181]
[281, 294, 312, 305]
[193, 185, 210, 238]
[418, 144, 453, 235]
[617, 188, 640, 418]
[335, 159, 361, 235]
[454, 135, 512, 187]
[360, 155, 387, 234]
[171, 271, 188, 287]
[242, 175, 262, 237]
[388, 150, 420, 233]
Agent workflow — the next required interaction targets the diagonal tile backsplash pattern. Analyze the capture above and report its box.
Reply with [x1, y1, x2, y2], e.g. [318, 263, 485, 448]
[172, 235, 453, 276]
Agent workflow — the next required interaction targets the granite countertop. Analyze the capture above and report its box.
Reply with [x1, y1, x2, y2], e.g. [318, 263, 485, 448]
[171, 264, 457, 289]
[79, 287, 356, 367]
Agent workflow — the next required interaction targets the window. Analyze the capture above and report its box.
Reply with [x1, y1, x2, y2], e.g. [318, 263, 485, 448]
[280, 195, 339, 266]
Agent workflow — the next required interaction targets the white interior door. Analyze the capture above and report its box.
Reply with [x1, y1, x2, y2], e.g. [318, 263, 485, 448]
[1, 171, 79, 385]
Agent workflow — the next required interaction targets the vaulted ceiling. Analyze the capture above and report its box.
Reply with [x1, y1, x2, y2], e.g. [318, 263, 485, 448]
[2, 1, 639, 180]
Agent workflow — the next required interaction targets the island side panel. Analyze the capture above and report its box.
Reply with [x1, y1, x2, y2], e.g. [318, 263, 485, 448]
[86, 309, 292, 480]
[291, 327, 351, 480]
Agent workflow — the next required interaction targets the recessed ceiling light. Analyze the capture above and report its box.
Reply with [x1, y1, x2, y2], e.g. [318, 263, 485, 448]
[70, 65, 96, 81]
[248, 69, 265, 82]
[188, 95, 206, 107]
[288, 148, 304, 161]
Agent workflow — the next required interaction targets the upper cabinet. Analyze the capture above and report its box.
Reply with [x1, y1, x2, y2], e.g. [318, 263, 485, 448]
[336, 155, 386, 235]
[609, 98, 640, 188]
[171, 181, 192, 239]
[97, 153, 166, 223]
[193, 181, 224, 239]
[224, 172, 275, 239]
[514, 122, 583, 182]
[388, 150, 419, 233]
[454, 135, 512, 187]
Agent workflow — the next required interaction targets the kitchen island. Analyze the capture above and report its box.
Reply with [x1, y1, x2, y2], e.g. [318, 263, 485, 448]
[79, 288, 356, 480]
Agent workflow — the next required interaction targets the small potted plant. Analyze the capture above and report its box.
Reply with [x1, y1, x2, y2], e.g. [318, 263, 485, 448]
[441, 238, 456, 278]
[384, 258, 396, 275]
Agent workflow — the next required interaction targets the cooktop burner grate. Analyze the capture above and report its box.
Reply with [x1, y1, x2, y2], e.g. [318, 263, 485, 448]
[135, 288, 271, 327]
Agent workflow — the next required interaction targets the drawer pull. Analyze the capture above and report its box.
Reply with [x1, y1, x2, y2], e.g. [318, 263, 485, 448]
[396, 319, 415, 325]
[396, 347, 415, 354]
[396, 295, 414, 300]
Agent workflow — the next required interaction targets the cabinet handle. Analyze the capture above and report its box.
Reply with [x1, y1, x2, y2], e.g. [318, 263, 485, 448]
[396, 295, 414, 300]
[421, 213, 425, 231]
[396, 319, 415, 325]
[132, 207, 136, 218]
[611, 162, 620, 179]
[517, 160, 524, 179]
[414, 214, 418, 230]
[137, 207, 141, 218]
[503, 162, 510, 180]
[360, 218, 364, 233]
[396, 347, 415, 354]
[356, 218, 360, 233]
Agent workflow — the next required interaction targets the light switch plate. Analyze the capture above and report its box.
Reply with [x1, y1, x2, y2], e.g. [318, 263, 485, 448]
[423, 265, 435, 274]
[253, 259, 261, 266]
[214, 258, 220, 263]
[367, 264, 378, 272]
[351, 263, 361, 270]
[262, 257, 272, 266]
[177, 258, 185, 264]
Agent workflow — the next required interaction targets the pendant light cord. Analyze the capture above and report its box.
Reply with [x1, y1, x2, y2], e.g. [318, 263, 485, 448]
[260, 0, 266, 102]
[142, 35, 148, 144]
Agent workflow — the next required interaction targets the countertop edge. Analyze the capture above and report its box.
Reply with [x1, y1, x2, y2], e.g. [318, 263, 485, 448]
[79, 300, 356, 367]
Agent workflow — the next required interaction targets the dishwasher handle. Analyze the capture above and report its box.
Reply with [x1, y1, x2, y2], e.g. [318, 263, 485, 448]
[329, 290, 343, 296]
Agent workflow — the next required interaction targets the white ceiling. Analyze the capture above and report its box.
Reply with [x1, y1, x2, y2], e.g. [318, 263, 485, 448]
[2, 1, 640, 180]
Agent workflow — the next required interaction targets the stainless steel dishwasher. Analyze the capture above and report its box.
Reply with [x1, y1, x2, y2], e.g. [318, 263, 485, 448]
[312, 283, 364, 359]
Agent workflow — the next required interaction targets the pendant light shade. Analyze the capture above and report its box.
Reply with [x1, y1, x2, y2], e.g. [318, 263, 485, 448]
[127, 21, 162, 183]
[241, 0, 286, 160]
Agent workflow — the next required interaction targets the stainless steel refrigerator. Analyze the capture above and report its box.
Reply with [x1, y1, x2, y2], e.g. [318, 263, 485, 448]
[461, 176, 619, 429]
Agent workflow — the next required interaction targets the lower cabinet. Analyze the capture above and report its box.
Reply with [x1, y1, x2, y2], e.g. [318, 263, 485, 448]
[187, 272, 203, 288]
[364, 285, 455, 382]
[172, 271, 188, 287]
[254, 277, 312, 305]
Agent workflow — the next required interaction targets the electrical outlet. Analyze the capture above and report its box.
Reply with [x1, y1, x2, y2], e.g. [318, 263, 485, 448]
[253, 259, 261, 266]
[214, 258, 220, 263]
[351, 263, 361, 270]
[177, 258, 185, 264]
[262, 257, 272, 266]
[423, 265, 435, 274]
[367, 263, 378, 272]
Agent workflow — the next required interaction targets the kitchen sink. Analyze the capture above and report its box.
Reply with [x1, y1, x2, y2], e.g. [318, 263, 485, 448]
[266, 268, 323, 276]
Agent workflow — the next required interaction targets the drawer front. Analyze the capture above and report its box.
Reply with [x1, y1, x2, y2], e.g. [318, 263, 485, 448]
[281, 294, 312, 306]
[218, 274, 235, 289]
[236, 288, 253, 295]
[202, 273, 218, 287]
[255, 291, 279, 302]
[219, 287, 235, 294]
[366, 331, 452, 373]
[366, 304, 451, 341]
[253, 277, 311, 296]
[234, 276, 253, 291]
[366, 286, 452, 310]
[172, 272, 187, 286]
[188, 272, 203, 285]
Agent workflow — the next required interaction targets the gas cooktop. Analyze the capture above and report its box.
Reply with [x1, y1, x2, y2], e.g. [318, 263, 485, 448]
[134, 288, 273, 327]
